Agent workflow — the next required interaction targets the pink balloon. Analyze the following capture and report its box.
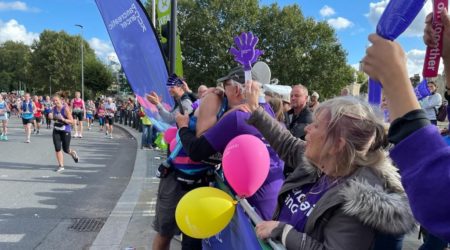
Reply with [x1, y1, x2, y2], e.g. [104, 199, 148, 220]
[170, 138, 177, 152]
[222, 134, 270, 198]
[163, 127, 177, 144]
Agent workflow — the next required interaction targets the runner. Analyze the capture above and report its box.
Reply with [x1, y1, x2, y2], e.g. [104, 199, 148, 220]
[32, 95, 43, 135]
[48, 95, 79, 172]
[42, 96, 53, 129]
[97, 102, 106, 132]
[0, 94, 9, 141]
[70, 91, 86, 138]
[19, 93, 35, 143]
[86, 100, 96, 130]
[104, 97, 117, 139]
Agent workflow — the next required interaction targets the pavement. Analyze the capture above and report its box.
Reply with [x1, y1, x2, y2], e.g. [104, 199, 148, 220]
[91, 122, 181, 250]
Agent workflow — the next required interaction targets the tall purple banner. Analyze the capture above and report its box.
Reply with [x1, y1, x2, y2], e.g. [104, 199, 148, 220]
[95, 0, 173, 130]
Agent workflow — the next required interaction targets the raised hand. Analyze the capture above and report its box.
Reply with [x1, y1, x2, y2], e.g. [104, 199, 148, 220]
[229, 32, 263, 70]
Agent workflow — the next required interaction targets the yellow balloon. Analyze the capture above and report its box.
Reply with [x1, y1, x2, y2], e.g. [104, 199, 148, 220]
[175, 187, 236, 239]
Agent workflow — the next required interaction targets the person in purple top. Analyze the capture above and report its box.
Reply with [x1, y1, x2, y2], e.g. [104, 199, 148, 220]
[176, 64, 284, 220]
[48, 95, 79, 172]
[362, 10, 450, 242]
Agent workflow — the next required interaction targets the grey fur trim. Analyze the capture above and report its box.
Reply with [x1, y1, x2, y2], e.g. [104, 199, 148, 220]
[340, 179, 416, 234]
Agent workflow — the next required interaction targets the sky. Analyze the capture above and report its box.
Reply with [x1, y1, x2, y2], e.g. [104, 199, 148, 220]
[0, 0, 438, 76]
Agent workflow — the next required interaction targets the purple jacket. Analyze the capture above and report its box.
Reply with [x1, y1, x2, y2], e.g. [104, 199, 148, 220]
[390, 125, 450, 241]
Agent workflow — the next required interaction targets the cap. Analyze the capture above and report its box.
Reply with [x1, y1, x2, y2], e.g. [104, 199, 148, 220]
[311, 91, 319, 99]
[217, 61, 271, 85]
[166, 73, 183, 87]
[281, 94, 290, 104]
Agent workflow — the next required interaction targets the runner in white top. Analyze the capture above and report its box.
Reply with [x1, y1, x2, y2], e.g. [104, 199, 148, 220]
[104, 97, 117, 139]
[0, 94, 10, 141]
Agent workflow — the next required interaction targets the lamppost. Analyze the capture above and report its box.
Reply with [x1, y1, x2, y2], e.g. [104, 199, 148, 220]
[75, 24, 84, 101]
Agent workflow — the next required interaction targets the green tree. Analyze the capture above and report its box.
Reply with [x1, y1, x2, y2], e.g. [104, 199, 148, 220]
[0, 41, 31, 91]
[84, 55, 114, 99]
[26, 30, 114, 97]
[146, 1, 353, 98]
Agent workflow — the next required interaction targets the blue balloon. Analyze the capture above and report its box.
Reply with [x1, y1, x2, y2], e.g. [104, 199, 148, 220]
[369, 0, 427, 105]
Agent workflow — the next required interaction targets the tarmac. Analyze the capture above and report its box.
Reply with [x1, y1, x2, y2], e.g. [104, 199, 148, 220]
[90, 123, 428, 250]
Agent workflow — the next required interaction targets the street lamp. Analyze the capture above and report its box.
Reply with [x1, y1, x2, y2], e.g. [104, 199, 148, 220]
[75, 24, 84, 101]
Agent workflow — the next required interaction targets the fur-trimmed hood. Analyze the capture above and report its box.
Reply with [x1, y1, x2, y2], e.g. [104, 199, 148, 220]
[281, 157, 416, 235]
[339, 159, 416, 234]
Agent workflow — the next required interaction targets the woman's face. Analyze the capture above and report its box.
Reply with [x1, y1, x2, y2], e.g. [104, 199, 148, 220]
[304, 111, 329, 168]
[428, 83, 437, 93]
[53, 97, 62, 107]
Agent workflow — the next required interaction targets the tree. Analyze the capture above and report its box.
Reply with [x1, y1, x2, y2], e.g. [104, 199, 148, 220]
[84, 55, 114, 98]
[149, 1, 354, 98]
[0, 41, 31, 91]
[28, 30, 113, 97]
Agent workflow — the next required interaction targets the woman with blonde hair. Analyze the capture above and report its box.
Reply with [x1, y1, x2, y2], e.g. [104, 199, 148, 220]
[241, 82, 415, 249]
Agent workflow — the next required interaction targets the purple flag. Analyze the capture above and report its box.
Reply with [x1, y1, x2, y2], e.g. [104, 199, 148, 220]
[95, 0, 173, 130]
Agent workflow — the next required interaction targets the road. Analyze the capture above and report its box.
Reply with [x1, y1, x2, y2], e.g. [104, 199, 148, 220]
[0, 116, 136, 250]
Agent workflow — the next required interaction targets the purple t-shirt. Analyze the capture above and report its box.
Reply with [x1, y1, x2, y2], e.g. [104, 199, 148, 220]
[277, 175, 340, 232]
[204, 109, 284, 220]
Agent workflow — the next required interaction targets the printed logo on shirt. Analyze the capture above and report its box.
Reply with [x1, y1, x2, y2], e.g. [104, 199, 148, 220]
[284, 188, 316, 217]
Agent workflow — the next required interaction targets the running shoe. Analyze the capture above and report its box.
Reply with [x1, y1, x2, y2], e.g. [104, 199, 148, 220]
[36, 130, 40, 135]
[55, 167, 65, 172]
[71, 151, 79, 163]
[78, 134, 83, 138]
[3, 135, 7, 141]
[0, 135, 4, 140]
[25, 139, 30, 143]
[109, 135, 113, 139]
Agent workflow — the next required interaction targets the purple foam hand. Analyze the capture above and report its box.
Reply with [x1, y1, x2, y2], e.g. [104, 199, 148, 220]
[229, 32, 263, 71]
[414, 79, 432, 100]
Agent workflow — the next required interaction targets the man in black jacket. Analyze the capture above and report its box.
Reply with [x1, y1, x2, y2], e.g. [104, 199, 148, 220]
[284, 84, 312, 176]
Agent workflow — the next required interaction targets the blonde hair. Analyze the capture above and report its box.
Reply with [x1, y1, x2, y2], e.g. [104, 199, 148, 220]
[268, 97, 285, 122]
[315, 96, 388, 176]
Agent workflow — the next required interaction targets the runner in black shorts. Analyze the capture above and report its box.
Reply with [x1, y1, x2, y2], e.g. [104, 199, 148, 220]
[20, 93, 36, 143]
[48, 95, 79, 172]
[104, 97, 117, 139]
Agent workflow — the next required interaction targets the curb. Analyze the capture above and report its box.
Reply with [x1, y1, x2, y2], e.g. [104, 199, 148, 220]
[90, 124, 144, 250]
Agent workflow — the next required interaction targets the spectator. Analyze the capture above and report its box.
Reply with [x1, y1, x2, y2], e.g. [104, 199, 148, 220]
[197, 84, 208, 99]
[281, 94, 291, 113]
[242, 82, 415, 249]
[283, 84, 313, 176]
[308, 91, 320, 112]
[139, 107, 153, 150]
[418, 81, 442, 126]
[146, 75, 195, 250]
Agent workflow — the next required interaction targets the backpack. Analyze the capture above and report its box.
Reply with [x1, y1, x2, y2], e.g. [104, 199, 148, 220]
[435, 100, 448, 122]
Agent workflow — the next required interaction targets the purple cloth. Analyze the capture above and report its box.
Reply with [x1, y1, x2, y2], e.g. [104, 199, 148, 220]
[277, 175, 335, 232]
[390, 125, 450, 241]
[278, 184, 315, 232]
[204, 110, 284, 220]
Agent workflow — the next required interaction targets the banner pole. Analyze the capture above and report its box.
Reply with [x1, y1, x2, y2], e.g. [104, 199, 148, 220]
[169, 0, 177, 74]
[152, 0, 156, 28]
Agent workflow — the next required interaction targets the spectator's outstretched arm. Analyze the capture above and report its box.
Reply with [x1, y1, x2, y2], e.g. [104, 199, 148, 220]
[363, 15, 450, 241]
